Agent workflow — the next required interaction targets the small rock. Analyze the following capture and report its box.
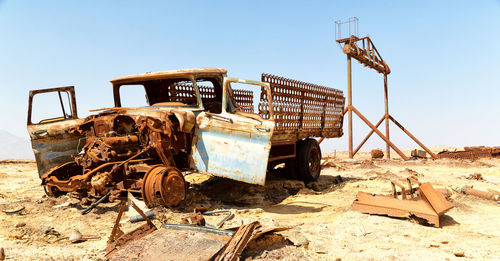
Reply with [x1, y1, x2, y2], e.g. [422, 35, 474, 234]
[0, 247, 5, 260]
[15, 222, 26, 228]
[454, 252, 465, 257]
[440, 240, 449, 244]
[371, 149, 384, 159]
[69, 229, 84, 243]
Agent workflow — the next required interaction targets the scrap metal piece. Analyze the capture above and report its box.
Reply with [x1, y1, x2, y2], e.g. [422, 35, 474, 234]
[129, 211, 155, 223]
[214, 221, 260, 261]
[109, 225, 233, 261]
[456, 186, 500, 201]
[419, 183, 454, 215]
[181, 212, 206, 226]
[352, 192, 441, 227]
[411, 149, 427, 159]
[204, 209, 235, 228]
[81, 191, 111, 215]
[105, 200, 157, 258]
[438, 147, 500, 160]
[2, 206, 25, 214]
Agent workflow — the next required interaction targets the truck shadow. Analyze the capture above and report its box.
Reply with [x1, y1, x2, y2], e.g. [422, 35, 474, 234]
[183, 172, 360, 212]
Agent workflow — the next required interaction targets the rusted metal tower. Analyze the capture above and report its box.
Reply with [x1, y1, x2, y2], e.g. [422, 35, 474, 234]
[334, 18, 437, 160]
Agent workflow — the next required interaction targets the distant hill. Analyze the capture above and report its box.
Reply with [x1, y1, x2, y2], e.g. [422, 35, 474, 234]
[0, 130, 34, 160]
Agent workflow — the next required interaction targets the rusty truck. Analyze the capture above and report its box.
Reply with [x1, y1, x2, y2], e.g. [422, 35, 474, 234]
[27, 68, 344, 207]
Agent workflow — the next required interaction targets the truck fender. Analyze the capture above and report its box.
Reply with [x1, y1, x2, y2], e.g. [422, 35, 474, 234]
[172, 110, 195, 133]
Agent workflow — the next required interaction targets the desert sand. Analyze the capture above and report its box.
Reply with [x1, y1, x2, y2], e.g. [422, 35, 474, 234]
[0, 148, 499, 260]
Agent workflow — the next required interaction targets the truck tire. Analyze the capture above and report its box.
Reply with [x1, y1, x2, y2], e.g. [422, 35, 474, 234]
[296, 138, 321, 181]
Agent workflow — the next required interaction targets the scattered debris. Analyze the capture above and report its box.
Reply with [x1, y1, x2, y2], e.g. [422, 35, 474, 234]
[371, 149, 384, 159]
[52, 201, 72, 209]
[67, 229, 100, 244]
[204, 209, 234, 228]
[214, 221, 260, 261]
[455, 186, 499, 201]
[465, 173, 483, 180]
[181, 212, 206, 226]
[15, 222, 26, 228]
[129, 211, 155, 223]
[40, 227, 60, 236]
[352, 178, 453, 227]
[438, 146, 500, 160]
[3, 206, 25, 214]
[69, 230, 84, 243]
[105, 198, 157, 258]
[81, 191, 111, 215]
[109, 224, 234, 261]
[410, 149, 427, 159]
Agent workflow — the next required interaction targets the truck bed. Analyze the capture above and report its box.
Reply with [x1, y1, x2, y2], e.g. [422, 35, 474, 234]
[259, 73, 345, 144]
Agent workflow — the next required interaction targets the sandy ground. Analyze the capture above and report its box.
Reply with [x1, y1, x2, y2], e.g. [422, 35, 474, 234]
[0, 148, 499, 260]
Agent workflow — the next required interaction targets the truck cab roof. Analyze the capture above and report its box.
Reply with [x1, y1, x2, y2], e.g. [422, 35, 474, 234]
[110, 68, 228, 85]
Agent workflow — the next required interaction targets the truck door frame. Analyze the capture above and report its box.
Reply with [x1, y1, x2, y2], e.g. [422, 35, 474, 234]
[190, 77, 275, 185]
[27, 86, 83, 177]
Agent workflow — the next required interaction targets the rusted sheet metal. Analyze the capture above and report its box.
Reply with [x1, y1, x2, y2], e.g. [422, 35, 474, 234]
[352, 180, 454, 227]
[109, 225, 233, 261]
[438, 147, 500, 160]
[27, 120, 85, 177]
[261, 73, 345, 141]
[352, 192, 441, 227]
[214, 221, 260, 261]
[419, 183, 454, 215]
[190, 111, 274, 185]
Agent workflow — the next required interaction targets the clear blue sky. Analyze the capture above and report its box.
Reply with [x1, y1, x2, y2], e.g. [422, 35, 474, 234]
[0, 0, 498, 154]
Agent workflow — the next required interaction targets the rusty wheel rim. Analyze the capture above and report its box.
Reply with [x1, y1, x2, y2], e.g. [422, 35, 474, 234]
[308, 146, 320, 175]
[141, 165, 163, 207]
[142, 165, 186, 207]
[160, 169, 186, 207]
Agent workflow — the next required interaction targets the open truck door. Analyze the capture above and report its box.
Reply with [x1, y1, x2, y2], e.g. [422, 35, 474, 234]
[190, 77, 275, 185]
[27, 86, 84, 177]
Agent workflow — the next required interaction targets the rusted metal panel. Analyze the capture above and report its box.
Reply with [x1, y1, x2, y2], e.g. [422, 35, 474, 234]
[109, 225, 233, 261]
[190, 112, 274, 185]
[352, 191, 441, 227]
[261, 73, 344, 141]
[419, 183, 453, 216]
[352, 179, 454, 227]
